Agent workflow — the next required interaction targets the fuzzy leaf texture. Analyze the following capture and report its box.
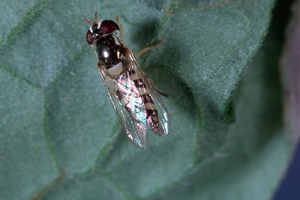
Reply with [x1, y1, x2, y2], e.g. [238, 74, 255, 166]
[0, 0, 292, 200]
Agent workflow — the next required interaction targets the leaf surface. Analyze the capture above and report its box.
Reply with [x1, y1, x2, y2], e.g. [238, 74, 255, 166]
[0, 0, 291, 200]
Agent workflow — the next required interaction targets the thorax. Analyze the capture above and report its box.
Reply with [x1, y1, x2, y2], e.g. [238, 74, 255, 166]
[96, 35, 126, 72]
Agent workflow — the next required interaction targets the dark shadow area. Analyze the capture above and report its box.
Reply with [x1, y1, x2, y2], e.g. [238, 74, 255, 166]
[270, 0, 298, 199]
[273, 141, 300, 200]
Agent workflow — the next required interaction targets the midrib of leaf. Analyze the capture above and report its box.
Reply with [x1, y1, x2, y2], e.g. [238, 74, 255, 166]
[43, 93, 61, 174]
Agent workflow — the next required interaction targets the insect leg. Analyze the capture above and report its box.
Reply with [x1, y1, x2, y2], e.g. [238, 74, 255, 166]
[115, 15, 123, 41]
[143, 73, 169, 98]
[135, 39, 163, 57]
[152, 86, 169, 98]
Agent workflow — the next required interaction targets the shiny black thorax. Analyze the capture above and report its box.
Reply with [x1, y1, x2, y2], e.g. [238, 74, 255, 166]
[96, 35, 125, 69]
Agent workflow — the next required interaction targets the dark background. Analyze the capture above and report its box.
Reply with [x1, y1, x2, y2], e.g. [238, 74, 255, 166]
[259, 0, 300, 199]
[273, 141, 300, 200]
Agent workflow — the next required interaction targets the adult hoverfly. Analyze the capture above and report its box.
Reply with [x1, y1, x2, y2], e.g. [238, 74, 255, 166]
[85, 12, 170, 148]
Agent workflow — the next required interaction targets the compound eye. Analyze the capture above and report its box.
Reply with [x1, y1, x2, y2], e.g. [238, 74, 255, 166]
[100, 20, 119, 34]
[86, 30, 94, 44]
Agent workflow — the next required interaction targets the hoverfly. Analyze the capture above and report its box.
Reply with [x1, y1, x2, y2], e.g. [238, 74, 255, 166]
[85, 12, 170, 149]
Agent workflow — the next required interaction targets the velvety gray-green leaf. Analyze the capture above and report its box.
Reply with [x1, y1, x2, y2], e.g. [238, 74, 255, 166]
[0, 0, 292, 200]
[0, 69, 58, 200]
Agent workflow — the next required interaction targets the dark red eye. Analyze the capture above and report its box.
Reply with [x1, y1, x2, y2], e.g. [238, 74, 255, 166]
[86, 30, 94, 44]
[100, 20, 119, 34]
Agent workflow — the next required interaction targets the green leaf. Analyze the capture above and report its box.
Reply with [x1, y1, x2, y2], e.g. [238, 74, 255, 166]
[0, 0, 291, 200]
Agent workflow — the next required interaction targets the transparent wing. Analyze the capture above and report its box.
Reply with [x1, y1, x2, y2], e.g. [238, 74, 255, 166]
[126, 48, 170, 137]
[98, 66, 148, 149]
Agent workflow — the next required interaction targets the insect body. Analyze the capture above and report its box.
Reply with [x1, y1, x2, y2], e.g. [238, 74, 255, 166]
[85, 12, 170, 148]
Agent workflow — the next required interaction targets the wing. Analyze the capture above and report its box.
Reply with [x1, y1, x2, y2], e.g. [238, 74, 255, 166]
[126, 47, 170, 137]
[98, 66, 148, 149]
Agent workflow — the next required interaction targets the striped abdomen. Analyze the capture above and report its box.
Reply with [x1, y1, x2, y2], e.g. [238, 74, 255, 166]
[129, 70, 162, 134]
